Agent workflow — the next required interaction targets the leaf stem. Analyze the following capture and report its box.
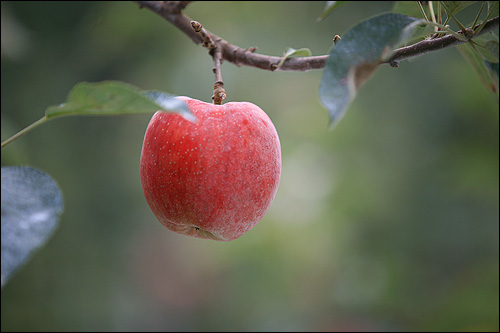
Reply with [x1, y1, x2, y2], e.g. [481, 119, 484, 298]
[436, 2, 442, 25]
[426, 21, 469, 41]
[471, 2, 486, 30]
[1, 115, 49, 149]
[440, 1, 467, 32]
[428, 1, 437, 26]
[474, 1, 498, 35]
[418, 1, 430, 22]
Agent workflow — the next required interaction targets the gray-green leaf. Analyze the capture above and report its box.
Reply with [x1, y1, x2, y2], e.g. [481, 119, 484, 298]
[45, 81, 195, 122]
[1, 166, 64, 287]
[319, 13, 425, 127]
[441, 1, 477, 15]
[458, 42, 499, 102]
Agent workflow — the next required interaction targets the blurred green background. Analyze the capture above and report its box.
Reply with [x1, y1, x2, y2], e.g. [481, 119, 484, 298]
[1, 1, 498, 331]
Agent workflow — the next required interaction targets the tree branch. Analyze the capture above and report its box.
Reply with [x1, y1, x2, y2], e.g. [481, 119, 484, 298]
[135, 1, 326, 71]
[136, 1, 499, 71]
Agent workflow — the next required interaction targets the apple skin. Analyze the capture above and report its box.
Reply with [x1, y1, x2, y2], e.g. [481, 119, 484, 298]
[140, 96, 281, 241]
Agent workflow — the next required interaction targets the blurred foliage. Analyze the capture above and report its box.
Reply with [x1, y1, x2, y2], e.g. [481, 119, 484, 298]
[1, 166, 63, 288]
[1, 1, 498, 332]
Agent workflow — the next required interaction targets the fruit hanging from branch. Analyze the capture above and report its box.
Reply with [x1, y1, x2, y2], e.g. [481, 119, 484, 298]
[140, 97, 281, 241]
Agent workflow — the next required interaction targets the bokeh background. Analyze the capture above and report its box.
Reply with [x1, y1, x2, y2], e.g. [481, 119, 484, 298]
[1, 1, 498, 331]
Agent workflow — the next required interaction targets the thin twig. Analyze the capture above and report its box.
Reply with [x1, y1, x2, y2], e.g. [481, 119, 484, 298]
[212, 48, 226, 105]
[190, 20, 226, 104]
[190, 20, 215, 50]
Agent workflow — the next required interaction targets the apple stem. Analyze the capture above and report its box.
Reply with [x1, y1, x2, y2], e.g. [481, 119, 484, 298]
[212, 81, 226, 105]
[190, 20, 227, 105]
[212, 47, 226, 105]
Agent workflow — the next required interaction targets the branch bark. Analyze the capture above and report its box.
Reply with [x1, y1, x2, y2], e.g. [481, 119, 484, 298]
[136, 1, 499, 71]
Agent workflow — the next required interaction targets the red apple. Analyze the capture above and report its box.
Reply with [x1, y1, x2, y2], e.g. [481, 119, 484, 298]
[140, 96, 281, 241]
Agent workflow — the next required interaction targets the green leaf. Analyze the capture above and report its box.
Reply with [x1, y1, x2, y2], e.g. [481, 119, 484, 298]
[441, 1, 477, 15]
[472, 25, 499, 63]
[457, 42, 499, 102]
[485, 60, 499, 76]
[317, 1, 349, 22]
[283, 47, 312, 58]
[471, 38, 499, 63]
[487, 1, 499, 18]
[1, 166, 63, 287]
[484, 40, 499, 62]
[45, 81, 195, 122]
[277, 47, 312, 68]
[392, 1, 429, 19]
[319, 13, 425, 127]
